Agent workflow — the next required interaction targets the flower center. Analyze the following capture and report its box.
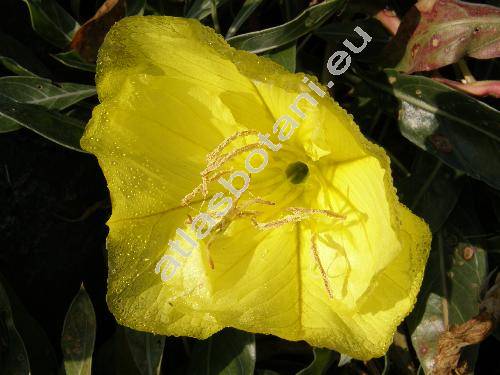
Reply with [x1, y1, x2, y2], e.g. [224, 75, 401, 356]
[285, 161, 309, 184]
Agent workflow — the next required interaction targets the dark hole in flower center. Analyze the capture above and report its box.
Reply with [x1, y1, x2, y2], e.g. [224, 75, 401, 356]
[286, 162, 309, 184]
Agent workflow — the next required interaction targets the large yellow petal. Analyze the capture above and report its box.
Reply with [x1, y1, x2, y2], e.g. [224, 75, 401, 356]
[81, 15, 431, 360]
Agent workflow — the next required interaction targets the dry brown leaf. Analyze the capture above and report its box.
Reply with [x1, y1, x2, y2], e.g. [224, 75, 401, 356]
[70, 0, 126, 62]
[433, 274, 500, 375]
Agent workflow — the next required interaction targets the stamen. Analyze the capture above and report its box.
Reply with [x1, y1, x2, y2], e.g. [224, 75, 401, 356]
[205, 241, 215, 269]
[181, 169, 232, 206]
[202, 143, 262, 176]
[288, 207, 346, 220]
[253, 206, 345, 230]
[239, 198, 275, 211]
[181, 185, 203, 207]
[237, 210, 262, 217]
[201, 169, 232, 197]
[211, 218, 227, 235]
[210, 196, 241, 234]
[184, 131, 261, 209]
[206, 130, 259, 163]
[252, 214, 305, 230]
[311, 232, 334, 299]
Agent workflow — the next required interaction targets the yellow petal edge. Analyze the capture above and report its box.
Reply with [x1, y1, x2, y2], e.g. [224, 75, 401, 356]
[81, 16, 432, 360]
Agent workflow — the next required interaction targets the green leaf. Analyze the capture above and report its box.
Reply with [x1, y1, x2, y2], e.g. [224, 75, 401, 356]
[264, 43, 296, 73]
[396, 153, 463, 233]
[0, 76, 95, 110]
[61, 285, 96, 375]
[0, 274, 58, 375]
[0, 98, 85, 151]
[408, 233, 488, 374]
[280, 0, 305, 20]
[127, 0, 147, 16]
[315, 19, 390, 62]
[389, 0, 500, 73]
[227, 0, 346, 53]
[187, 329, 256, 375]
[0, 75, 94, 133]
[0, 31, 51, 77]
[186, 0, 230, 20]
[0, 279, 31, 375]
[124, 327, 165, 375]
[296, 348, 336, 375]
[94, 326, 147, 375]
[0, 115, 22, 133]
[51, 51, 96, 72]
[386, 69, 500, 190]
[146, 0, 185, 15]
[70, 0, 80, 19]
[225, 0, 264, 38]
[21, 0, 80, 48]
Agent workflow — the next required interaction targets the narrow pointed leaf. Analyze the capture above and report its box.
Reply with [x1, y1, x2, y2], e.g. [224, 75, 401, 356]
[186, 0, 230, 20]
[386, 69, 500, 190]
[296, 348, 336, 375]
[21, 0, 80, 48]
[0, 117, 22, 133]
[264, 43, 296, 72]
[0, 280, 30, 375]
[0, 76, 95, 110]
[0, 31, 51, 77]
[225, 0, 264, 38]
[187, 329, 256, 375]
[396, 153, 463, 233]
[0, 75, 93, 133]
[0, 98, 85, 150]
[52, 51, 96, 72]
[227, 0, 346, 53]
[61, 285, 96, 375]
[124, 327, 165, 375]
[408, 233, 488, 374]
[0, 274, 57, 375]
[93, 326, 148, 375]
[127, 0, 146, 16]
[315, 19, 390, 62]
[433, 78, 500, 98]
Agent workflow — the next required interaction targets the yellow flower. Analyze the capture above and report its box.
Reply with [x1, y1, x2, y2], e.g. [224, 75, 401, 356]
[81, 16, 431, 360]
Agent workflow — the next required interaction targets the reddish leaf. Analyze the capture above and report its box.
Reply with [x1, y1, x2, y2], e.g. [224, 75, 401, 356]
[70, 0, 126, 63]
[374, 9, 401, 36]
[387, 0, 500, 73]
[433, 78, 500, 98]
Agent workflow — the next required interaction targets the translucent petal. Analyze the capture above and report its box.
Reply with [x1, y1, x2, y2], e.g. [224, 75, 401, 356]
[81, 16, 432, 359]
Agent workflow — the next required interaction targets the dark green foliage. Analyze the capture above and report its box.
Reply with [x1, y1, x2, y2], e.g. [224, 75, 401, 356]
[0, 0, 498, 374]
